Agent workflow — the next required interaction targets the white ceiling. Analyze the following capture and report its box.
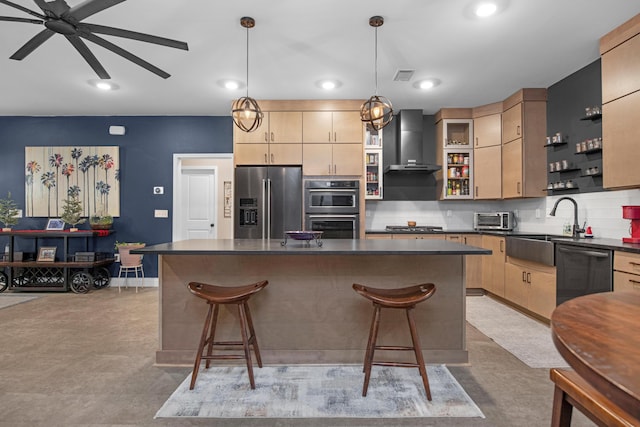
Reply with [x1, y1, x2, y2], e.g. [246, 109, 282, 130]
[1, 0, 639, 116]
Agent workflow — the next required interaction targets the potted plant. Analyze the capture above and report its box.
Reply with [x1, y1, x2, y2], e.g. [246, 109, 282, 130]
[115, 241, 145, 266]
[60, 196, 85, 231]
[0, 192, 20, 232]
[89, 211, 113, 230]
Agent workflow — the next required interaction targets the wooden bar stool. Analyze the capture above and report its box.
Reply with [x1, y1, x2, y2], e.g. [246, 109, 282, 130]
[187, 280, 268, 390]
[352, 282, 436, 401]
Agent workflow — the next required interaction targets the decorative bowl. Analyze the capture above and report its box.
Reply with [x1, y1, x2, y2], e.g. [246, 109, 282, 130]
[407, 221, 417, 227]
[285, 231, 323, 241]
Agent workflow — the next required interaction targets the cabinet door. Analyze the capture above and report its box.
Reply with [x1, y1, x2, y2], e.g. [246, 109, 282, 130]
[333, 143, 362, 175]
[528, 268, 556, 319]
[234, 112, 269, 144]
[474, 113, 501, 148]
[302, 143, 333, 175]
[269, 143, 302, 165]
[502, 139, 523, 198]
[474, 145, 502, 199]
[603, 90, 640, 189]
[482, 235, 505, 297]
[365, 234, 392, 239]
[462, 234, 483, 288]
[333, 111, 363, 143]
[614, 271, 640, 293]
[234, 143, 269, 165]
[602, 33, 640, 104]
[303, 112, 333, 143]
[392, 234, 444, 240]
[502, 103, 522, 144]
[269, 112, 302, 143]
[504, 262, 528, 308]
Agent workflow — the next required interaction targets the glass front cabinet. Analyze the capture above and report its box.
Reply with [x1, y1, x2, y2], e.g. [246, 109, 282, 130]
[364, 125, 383, 199]
[441, 119, 474, 200]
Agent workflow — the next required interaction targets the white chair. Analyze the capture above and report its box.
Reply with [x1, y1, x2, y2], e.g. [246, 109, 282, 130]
[118, 253, 144, 293]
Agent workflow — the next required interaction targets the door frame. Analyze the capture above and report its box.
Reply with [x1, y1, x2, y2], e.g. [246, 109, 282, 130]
[172, 153, 233, 242]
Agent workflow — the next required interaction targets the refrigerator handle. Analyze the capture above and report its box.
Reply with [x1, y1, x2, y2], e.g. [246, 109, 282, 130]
[261, 179, 267, 239]
[267, 179, 272, 239]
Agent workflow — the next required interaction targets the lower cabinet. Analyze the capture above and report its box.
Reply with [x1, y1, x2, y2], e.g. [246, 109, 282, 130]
[481, 235, 505, 297]
[364, 234, 392, 239]
[391, 234, 445, 240]
[446, 234, 482, 289]
[613, 250, 640, 293]
[504, 257, 556, 319]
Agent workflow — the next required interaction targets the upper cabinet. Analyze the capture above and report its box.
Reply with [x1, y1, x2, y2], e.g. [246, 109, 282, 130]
[473, 103, 502, 200]
[435, 109, 474, 200]
[302, 111, 363, 143]
[234, 111, 302, 144]
[501, 89, 547, 199]
[600, 13, 640, 190]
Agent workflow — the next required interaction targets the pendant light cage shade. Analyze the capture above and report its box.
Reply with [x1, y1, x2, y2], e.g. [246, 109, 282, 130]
[360, 95, 393, 131]
[360, 15, 393, 130]
[232, 16, 263, 133]
[232, 96, 264, 132]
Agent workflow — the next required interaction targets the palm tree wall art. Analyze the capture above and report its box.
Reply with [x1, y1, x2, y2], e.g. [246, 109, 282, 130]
[25, 146, 120, 218]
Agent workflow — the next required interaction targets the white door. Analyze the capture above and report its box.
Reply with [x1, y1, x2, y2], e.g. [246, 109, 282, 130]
[179, 169, 217, 239]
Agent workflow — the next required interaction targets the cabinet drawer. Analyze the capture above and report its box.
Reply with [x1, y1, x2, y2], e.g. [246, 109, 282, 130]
[613, 271, 640, 292]
[614, 251, 640, 275]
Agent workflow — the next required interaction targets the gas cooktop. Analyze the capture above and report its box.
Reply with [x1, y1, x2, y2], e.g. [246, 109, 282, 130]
[385, 225, 443, 233]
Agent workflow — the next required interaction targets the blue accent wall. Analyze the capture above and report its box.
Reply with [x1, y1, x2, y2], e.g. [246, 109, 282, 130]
[0, 116, 232, 277]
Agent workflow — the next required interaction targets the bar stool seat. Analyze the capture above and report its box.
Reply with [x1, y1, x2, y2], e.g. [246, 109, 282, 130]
[187, 280, 268, 390]
[353, 282, 436, 401]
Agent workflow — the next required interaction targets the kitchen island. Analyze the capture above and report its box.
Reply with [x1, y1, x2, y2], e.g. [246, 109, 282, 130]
[136, 239, 490, 366]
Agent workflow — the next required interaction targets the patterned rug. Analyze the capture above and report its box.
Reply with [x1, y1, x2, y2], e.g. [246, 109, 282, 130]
[155, 364, 484, 419]
[0, 294, 40, 310]
[466, 296, 569, 368]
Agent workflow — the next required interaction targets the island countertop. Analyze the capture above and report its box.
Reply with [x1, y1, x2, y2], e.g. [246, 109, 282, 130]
[135, 238, 491, 256]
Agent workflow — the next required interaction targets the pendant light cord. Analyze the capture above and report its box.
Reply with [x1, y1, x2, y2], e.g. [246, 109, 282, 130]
[245, 25, 250, 98]
[374, 26, 378, 96]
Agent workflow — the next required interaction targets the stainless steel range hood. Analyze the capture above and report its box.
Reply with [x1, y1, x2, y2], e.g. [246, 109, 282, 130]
[384, 109, 441, 174]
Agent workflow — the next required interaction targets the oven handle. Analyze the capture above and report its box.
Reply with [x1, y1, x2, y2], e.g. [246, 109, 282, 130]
[557, 247, 610, 258]
[307, 189, 358, 193]
[307, 214, 358, 219]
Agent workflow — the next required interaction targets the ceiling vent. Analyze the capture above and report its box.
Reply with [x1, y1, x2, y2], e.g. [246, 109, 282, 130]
[393, 69, 415, 82]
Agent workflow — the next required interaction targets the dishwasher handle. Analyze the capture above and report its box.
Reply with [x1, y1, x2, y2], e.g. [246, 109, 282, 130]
[557, 247, 610, 258]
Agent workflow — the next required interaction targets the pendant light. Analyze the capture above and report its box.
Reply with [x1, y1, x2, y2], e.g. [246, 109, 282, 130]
[360, 16, 393, 131]
[231, 17, 264, 133]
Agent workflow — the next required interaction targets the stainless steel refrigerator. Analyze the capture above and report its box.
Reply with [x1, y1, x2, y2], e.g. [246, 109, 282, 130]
[234, 166, 302, 239]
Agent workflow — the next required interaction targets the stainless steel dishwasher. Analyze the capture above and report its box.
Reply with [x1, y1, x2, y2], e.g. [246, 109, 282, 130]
[555, 243, 613, 305]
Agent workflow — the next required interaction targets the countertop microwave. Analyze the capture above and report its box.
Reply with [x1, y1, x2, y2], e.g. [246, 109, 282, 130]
[474, 212, 516, 230]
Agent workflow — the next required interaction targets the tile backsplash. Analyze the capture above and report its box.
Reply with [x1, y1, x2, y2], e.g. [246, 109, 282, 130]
[365, 188, 640, 239]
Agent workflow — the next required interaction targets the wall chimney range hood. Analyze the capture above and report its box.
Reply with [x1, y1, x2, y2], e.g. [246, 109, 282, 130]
[384, 109, 441, 174]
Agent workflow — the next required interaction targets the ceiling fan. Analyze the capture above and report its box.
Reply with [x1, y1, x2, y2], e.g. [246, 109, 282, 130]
[0, 0, 188, 79]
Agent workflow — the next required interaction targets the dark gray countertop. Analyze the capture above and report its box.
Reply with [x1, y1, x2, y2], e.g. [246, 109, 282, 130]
[366, 229, 640, 254]
[134, 238, 491, 256]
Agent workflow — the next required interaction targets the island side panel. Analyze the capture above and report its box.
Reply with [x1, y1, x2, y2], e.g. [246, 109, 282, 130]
[156, 253, 466, 365]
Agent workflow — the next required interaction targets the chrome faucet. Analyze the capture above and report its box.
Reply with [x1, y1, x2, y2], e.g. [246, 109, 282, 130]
[549, 196, 585, 238]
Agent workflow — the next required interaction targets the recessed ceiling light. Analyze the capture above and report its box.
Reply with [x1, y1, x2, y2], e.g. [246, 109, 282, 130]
[216, 80, 244, 90]
[225, 81, 239, 90]
[315, 79, 342, 90]
[475, 2, 498, 17]
[88, 79, 119, 91]
[413, 78, 441, 90]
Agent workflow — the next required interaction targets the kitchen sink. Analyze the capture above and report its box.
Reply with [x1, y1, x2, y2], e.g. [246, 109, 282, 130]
[505, 235, 560, 266]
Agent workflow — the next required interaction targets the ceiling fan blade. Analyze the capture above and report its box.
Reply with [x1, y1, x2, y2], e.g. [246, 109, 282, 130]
[0, 0, 45, 19]
[81, 23, 188, 50]
[0, 15, 43, 24]
[65, 35, 110, 79]
[80, 32, 170, 78]
[33, 0, 70, 18]
[10, 28, 54, 60]
[67, 0, 125, 22]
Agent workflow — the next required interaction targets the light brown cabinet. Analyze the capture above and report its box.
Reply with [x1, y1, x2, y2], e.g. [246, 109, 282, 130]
[302, 143, 362, 176]
[234, 142, 303, 165]
[473, 111, 502, 148]
[501, 89, 547, 199]
[481, 235, 505, 297]
[302, 111, 363, 143]
[391, 234, 445, 240]
[364, 234, 392, 239]
[474, 145, 502, 199]
[234, 111, 302, 144]
[446, 234, 483, 289]
[613, 250, 640, 293]
[504, 257, 556, 319]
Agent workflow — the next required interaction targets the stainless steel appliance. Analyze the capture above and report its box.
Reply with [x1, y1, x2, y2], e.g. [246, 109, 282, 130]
[304, 180, 359, 239]
[235, 166, 302, 239]
[474, 211, 516, 230]
[385, 225, 443, 233]
[555, 243, 612, 305]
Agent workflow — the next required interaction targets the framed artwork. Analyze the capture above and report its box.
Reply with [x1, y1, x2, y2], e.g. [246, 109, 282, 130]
[37, 246, 57, 262]
[25, 146, 120, 218]
[45, 218, 65, 231]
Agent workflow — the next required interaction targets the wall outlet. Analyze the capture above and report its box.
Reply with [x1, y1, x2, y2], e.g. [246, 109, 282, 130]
[446, 210, 452, 217]
[153, 186, 164, 195]
[154, 209, 169, 218]
[536, 208, 541, 219]
[114, 253, 120, 263]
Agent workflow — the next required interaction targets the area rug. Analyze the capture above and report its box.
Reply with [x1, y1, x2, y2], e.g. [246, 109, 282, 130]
[0, 294, 40, 310]
[466, 296, 569, 368]
[155, 364, 484, 419]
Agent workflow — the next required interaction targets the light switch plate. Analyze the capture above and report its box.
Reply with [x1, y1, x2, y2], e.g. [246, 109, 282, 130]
[153, 186, 164, 195]
[154, 209, 169, 218]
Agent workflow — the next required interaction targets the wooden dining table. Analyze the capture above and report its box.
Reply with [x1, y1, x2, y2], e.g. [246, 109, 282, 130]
[550, 291, 640, 421]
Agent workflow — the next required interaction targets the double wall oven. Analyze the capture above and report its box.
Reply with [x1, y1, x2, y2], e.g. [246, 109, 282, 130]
[304, 180, 360, 239]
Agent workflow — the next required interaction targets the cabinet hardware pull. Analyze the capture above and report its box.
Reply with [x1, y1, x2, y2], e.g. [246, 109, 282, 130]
[328, 131, 331, 142]
[264, 132, 268, 143]
[526, 272, 531, 284]
[475, 186, 478, 197]
[517, 182, 521, 194]
[629, 261, 640, 266]
[264, 154, 268, 163]
[328, 164, 332, 174]
[475, 137, 478, 146]
[500, 240, 504, 253]
[271, 153, 274, 163]
[464, 237, 467, 244]
[517, 125, 521, 136]
[270, 132, 274, 142]
[522, 271, 526, 282]
[334, 132, 337, 142]
[629, 279, 640, 284]
[334, 164, 337, 174]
